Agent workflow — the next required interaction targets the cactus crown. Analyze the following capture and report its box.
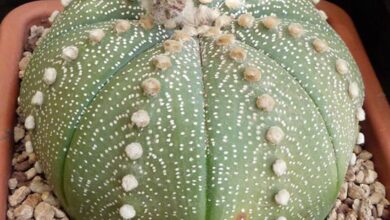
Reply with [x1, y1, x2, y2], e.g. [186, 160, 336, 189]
[19, 0, 364, 219]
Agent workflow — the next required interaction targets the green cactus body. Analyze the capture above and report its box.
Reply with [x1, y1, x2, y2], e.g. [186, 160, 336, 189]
[19, 0, 364, 219]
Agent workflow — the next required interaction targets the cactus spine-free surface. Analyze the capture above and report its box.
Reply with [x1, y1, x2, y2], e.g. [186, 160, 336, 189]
[18, 0, 365, 219]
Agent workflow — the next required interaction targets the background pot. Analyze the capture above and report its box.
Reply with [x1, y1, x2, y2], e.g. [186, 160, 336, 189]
[0, 1, 389, 219]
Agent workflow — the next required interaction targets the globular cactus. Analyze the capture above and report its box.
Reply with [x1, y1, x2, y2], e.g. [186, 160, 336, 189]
[19, 0, 365, 219]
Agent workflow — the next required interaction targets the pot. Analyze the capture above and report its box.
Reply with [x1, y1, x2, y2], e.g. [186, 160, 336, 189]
[0, 1, 389, 219]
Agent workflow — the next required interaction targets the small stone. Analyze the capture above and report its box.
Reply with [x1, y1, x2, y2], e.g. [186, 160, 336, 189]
[266, 126, 285, 145]
[368, 192, 384, 205]
[225, 0, 242, 9]
[349, 153, 357, 166]
[355, 171, 364, 184]
[88, 29, 105, 44]
[8, 178, 18, 190]
[125, 143, 143, 160]
[288, 23, 305, 38]
[25, 141, 33, 153]
[243, 66, 261, 82]
[18, 56, 31, 71]
[377, 203, 384, 217]
[216, 34, 235, 46]
[8, 186, 31, 206]
[115, 20, 131, 33]
[275, 189, 290, 206]
[229, 47, 247, 62]
[345, 211, 357, 220]
[356, 133, 365, 145]
[6, 208, 14, 219]
[34, 161, 43, 174]
[142, 78, 161, 96]
[363, 170, 378, 184]
[34, 202, 55, 220]
[53, 206, 67, 218]
[204, 26, 221, 37]
[152, 55, 172, 71]
[312, 38, 329, 53]
[41, 192, 59, 207]
[358, 199, 372, 220]
[182, 26, 197, 36]
[140, 15, 154, 30]
[338, 182, 348, 201]
[348, 82, 359, 99]
[14, 204, 34, 220]
[371, 182, 386, 196]
[336, 59, 349, 75]
[272, 159, 287, 176]
[61, 0, 73, 7]
[43, 67, 57, 85]
[23, 193, 42, 208]
[119, 204, 136, 219]
[62, 46, 79, 61]
[131, 110, 150, 128]
[25, 167, 37, 180]
[30, 177, 51, 193]
[14, 126, 25, 142]
[237, 14, 255, 28]
[122, 175, 139, 192]
[348, 183, 365, 200]
[256, 94, 276, 112]
[14, 160, 33, 172]
[31, 91, 44, 106]
[262, 16, 281, 29]
[358, 150, 372, 161]
[163, 40, 182, 54]
[353, 145, 363, 154]
[164, 20, 176, 29]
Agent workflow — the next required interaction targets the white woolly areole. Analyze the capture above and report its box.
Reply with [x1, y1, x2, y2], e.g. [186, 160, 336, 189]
[48, 11, 60, 23]
[31, 91, 44, 106]
[225, 0, 242, 9]
[272, 159, 287, 176]
[25, 115, 35, 130]
[122, 175, 139, 192]
[131, 110, 150, 128]
[356, 107, 366, 121]
[277, 217, 287, 220]
[43, 68, 57, 85]
[153, 55, 172, 70]
[115, 20, 131, 33]
[61, 0, 73, 7]
[256, 94, 275, 112]
[349, 153, 357, 166]
[275, 189, 290, 206]
[62, 46, 79, 61]
[312, 38, 329, 53]
[336, 58, 349, 75]
[215, 15, 233, 28]
[262, 16, 281, 29]
[119, 204, 136, 219]
[266, 126, 285, 145]
[288, 23, 305, 38]
[243, 66, 261, 82]
[348, 82, 360, 99]
[237, 14, 255, 28]
[142, 78, 161, 96]
[89, 29, 106, 44]
[125, 143, 143, 160]
[357, 132, 365, 145]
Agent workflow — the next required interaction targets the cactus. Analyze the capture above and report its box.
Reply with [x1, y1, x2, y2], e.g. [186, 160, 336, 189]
[19, 0, 365, 219]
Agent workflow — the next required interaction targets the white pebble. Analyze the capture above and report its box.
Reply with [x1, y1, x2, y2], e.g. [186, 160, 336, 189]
[31, 91, 44, 106]
[125, 143, 143, 160]
[357, 132, 365, 145]
[266, 126, 284, 145]
[225, 0, 242, 9]
[119, 204, 136, 219]
[48, 10, 60, 23]
[349, 153, 357, 166]
[336, 58, 349, 75]
[348, 82, 360, 99]
[356, 107, 366, 121]
[273, 159, 287, 176]
[43, 68, 57, 85]
[25, 141, 33, 153]
[122, 175, 139, 192]
[256, 94, 275, 112]
[25, 115, 35, 130]
[89, 29, 105, 44]
[131, 110, 150, 128]
[62, 46, 79, 61]
[61, 0, 73, 7]
[275, 189, 290, 206]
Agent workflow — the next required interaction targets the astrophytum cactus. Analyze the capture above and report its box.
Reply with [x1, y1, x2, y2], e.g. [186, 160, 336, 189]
[19, 0, 365, 219]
